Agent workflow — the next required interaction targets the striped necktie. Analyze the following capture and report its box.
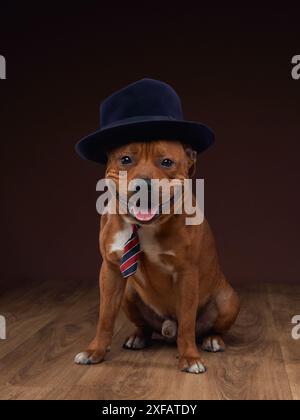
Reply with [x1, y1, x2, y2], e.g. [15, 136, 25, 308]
[120, 225, 141, 278]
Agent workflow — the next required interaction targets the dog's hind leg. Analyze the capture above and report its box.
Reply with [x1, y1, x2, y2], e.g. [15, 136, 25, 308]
[201, 335, 226, 352]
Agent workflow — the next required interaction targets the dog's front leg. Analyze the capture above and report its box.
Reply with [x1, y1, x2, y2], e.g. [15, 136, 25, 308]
[176, 269, 206, 374]
[75, 260, 125, 365]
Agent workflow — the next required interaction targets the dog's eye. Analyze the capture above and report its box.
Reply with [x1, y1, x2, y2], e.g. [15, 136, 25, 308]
[161, 158, 174, 168]
[120, 156, 132, 165]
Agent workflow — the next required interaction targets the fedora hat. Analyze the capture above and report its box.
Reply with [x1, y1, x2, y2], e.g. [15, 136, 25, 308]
[75, 78, 215, 164]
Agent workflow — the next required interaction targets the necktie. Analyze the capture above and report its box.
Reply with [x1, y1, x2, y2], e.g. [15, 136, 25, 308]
[120, 225, 141, 278]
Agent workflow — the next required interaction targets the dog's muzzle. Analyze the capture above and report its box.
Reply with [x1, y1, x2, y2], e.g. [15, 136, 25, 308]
[117, 177, 175, 224]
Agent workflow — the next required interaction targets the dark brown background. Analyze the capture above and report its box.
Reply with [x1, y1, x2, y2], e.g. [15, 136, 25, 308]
[0, 3, 299, 290]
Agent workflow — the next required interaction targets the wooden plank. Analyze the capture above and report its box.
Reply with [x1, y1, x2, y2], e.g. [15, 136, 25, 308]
[203, 284, 292, 400]
[0, 282, 298, 400]
[0, 280, 97, 359]
[0, 285, 98, 392]
[267, 283, 300, 400]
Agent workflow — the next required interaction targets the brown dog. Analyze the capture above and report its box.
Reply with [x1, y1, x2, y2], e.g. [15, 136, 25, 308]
[75, 140, 240, 373]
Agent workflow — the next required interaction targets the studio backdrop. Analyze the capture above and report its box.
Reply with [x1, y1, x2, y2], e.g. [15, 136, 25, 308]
[0, 3, 299, 290]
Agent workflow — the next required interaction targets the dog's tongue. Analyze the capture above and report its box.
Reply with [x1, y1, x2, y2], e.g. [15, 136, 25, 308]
[131, 207, 158, 222]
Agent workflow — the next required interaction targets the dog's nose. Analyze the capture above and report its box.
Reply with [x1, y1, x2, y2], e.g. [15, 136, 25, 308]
[141, 178, 152, 190]
[132, 178, 152, 192]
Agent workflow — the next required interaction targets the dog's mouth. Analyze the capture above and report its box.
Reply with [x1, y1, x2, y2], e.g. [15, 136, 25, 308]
[128, 195, 176, 224]
[128, 202, 160, 223]
[117, 192, 175, 224]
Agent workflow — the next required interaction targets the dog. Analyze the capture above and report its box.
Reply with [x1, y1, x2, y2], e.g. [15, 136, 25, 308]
[75, 139, 240, 374]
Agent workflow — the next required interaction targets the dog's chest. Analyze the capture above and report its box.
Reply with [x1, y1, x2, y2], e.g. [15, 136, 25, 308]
[110, 225, 178, 318]
[109, 224, 133, 256]
[138, 228, 176, 274]
[109, 225, 176, 275]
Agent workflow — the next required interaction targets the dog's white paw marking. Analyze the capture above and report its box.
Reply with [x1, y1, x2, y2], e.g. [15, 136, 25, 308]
[202, 336, 225, 353]
[74, 352, 92, 365]
[183, 362, 206, 374]
[212, 339, 221, 352]
[123, 335, 147, 349]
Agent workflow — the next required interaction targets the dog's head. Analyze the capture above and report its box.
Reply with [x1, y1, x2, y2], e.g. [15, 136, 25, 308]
[105, 140, 197, 225]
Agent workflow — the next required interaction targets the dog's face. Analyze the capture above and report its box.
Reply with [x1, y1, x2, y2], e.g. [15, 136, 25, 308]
[106, 140, 197, 225]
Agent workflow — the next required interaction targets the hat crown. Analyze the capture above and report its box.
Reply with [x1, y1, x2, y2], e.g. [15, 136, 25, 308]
[100, 78, 183, 128]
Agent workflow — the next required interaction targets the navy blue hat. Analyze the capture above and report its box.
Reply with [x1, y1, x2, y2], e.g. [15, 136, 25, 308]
[75, 78, 215, 164]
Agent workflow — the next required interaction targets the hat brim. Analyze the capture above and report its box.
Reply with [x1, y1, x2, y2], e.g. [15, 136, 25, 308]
[75, 119, 215, 164]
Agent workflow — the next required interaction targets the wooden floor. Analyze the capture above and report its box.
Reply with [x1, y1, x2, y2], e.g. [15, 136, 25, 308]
[0, 281, 299, 400]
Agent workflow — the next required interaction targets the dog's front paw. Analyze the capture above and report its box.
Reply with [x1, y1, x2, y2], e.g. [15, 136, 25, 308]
[179, 356, 207, 374]
[74, 349, 106, 365]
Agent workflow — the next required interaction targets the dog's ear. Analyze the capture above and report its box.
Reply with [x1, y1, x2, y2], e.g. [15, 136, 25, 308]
[185, 148, 197, 178]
